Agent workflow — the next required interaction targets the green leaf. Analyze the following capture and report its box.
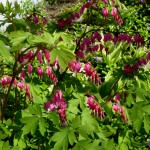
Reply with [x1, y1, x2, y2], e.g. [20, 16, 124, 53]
[21, 116, 38, 135]
[27, 32, 53, 47]
[9, 31, 31, 46]
[143, 115, 150, 133]
[29, 83, 43, 104]
[142, 105, 150, 114]
[104, 102, 113, 118]
[2, 141, 10, 150]
[51, 130, 69, 150]
[120, 143, 128, 150]
[50, 48, 75, 71]
[17, 139, 26, 149]
[105, 139, 115, 150]
[0, 40, 12, 61]
[126, 94, 133, 107]
[136, 88, 147, 102]
[54, 32, 73, 46]
[81, 108, 98, 134]
[108, 42, 122, 64]
[77, 126, 88, 139]
[29, 104, 42, 116]
[72, 140, 91, 150]
[129, 105, 143, 132]
[39, 117, 48, 136]
[72, 116, 81, 129]
[0, 141, 4, 150]
[99, 79, 115, 98]
[67, 104, 79, 115]
[68, 131, 77, 146]
[48, 112, 60, 126]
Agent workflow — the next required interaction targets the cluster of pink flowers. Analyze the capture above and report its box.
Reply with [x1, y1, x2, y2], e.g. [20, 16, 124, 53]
[45, 90, 67, 126]
[0, 77, 31, 99]
[76, 32, 144, 59]
[104, 33, 144, 45]
[112, 93, 127, 122]
[18, 50, 34, 64]
[18, 49, 58, 84]
[0, 77, 11, 86]
[68, 59, 81, 74]
[124, 52, 150, 76]
[76, 32, 103, 58]
[67, 59, 101, 85]
[102, 6, 123, 25]
[46, 66, 58, 84]
[84, 62, 101, 85]
[17, 81, 31, 98]
[33, 16, 47, 25]
[36, 50, 50, 65]
[87, 96, 105, 119]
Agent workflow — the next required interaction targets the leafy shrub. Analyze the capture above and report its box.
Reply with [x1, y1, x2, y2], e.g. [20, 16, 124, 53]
[0, 0, 150, 149]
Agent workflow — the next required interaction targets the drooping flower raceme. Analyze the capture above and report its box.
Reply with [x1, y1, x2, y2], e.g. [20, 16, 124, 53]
[68, 59, 81, 73]
[45, 90, 67, 126]
[87, 96, 105, 119]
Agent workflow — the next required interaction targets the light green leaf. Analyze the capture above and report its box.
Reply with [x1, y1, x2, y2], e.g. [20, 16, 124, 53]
[104, 139, 115, 150]
[9, 31, 31, 46]
[51, 131, 69, 150]
[126, 94, 133, 107]
[77, 126, 88, 139]
[29, 104, 42, 116]
[120, 143, 128, 150]
[142, 105, 150, 114]
[2, 141, 10, 150]
[72, 140, 91, 150]
[48, 112, 60, 126]
[29, 83, 43, 104]
[50, 48, 75, 71]
[68, 131, 77, 146]
[0, 141, 4, 150]
[39, 117, 48, 136]
[67, 104, 79, 115]
[136, 88, 147, 102]
[81, 108, 98, 133]
[18, 139, 26, 149]
[104, 102, 113, 118]
[144, 115, 150, 133]
[27, 32, 54, 47]
[72, 116, 81, 129]
[130, 105, 143, 132]
[22, 116, 38, 135]
[0, 40, 12, 61]
[109, 42, 122, 64]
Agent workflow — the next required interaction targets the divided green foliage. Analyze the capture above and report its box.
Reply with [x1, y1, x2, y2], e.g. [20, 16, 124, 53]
[0, 0, 150, 149]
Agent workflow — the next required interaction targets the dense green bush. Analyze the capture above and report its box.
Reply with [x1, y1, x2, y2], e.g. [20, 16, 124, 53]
[0, 0, 150, 149]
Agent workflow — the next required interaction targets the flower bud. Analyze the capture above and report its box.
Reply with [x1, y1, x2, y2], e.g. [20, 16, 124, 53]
[36, 67, 44, 80]
[27, 64, 33, 77]
[17, 82, 24, 90]
[111, 8, 117, 17]
[102, 8, 109, 18]
[33, 16, 39, 24]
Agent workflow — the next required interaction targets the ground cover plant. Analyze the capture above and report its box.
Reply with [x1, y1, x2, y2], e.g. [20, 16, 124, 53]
[0, 0, 150, 149]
